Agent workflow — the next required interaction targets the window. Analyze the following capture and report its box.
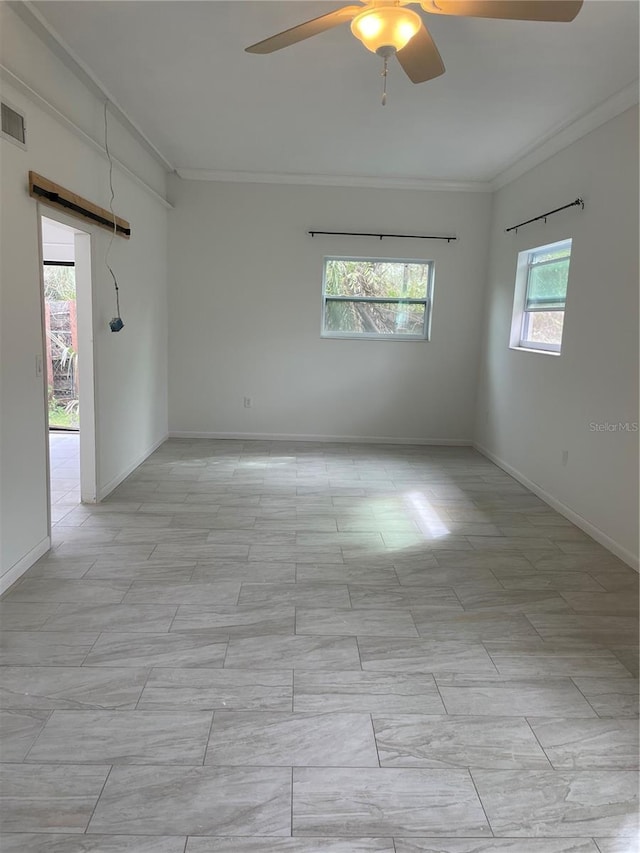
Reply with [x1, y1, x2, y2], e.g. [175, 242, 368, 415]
[515, 239, 572, 353]
[321, 257, 433, 340]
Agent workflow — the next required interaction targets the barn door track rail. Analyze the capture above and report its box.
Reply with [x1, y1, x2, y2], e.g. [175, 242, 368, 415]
[29, 172, 131, 238]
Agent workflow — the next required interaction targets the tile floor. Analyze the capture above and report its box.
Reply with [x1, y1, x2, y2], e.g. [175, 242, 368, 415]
[1, 438, 638, 853]
[49, 431, 81, 521]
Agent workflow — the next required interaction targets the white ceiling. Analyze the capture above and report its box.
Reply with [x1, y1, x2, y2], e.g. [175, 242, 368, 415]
[31, 0, 639, 182]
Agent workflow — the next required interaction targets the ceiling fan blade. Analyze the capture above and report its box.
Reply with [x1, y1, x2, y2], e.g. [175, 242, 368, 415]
[396, 22, 445, 84]
[245, 5, 362, 54]
[423, 1, 583, 22]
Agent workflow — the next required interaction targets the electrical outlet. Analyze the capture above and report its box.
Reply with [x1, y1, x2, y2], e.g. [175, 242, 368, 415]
[562, 450, 569, 466]
[244, 397, 252, 409]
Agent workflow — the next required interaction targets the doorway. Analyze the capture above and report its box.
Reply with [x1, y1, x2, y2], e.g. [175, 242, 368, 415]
[40, 213, 97, 517]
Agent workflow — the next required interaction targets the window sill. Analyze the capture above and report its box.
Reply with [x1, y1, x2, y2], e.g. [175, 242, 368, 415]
[509, 345, 561, 357]
[321, 333, 428, 342]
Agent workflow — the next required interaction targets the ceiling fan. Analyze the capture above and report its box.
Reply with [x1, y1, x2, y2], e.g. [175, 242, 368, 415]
[246, 1, 583, 102]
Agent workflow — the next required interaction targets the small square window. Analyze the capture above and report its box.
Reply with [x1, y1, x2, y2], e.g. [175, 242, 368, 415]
[321, 257, 433, 340]
[511, 239, 572, 354]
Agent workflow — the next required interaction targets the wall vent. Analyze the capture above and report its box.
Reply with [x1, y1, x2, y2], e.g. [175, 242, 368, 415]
[1, 102, 26, 148]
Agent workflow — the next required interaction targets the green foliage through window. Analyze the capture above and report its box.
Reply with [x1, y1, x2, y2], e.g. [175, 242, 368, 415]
[322, 258, 432, 339]
[520, 240, 572, 352]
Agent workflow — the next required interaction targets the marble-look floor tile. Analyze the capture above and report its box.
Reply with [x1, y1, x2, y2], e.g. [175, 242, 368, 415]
[394, 565, 500, 588]
[349, 586, 463, 611]
[138, 668, 292, 710]
[373, 714, 549, 769]
[572, 678, 639, 718]
[0, 709, 50, 760]
[485, 641, 633, 678]
[0, 763, 110, 832]
[611, 647, 639, 678]
[0, 602, 58, 630]
[83, 632, 228, 668]
[88, 765, 291, 836]
[123, 581, 241, 605]
[6, 441, 634, 847]
[114, 528, 211, 544]
[593, 839, 640, 853]
[171, 605, 294, 635]
[0, 631, 98, 666]
[238, 583, 350, 608]
[411, 610, 538, 641]
[296, 608, 418, 637]
[471, 769, 639, 837]
[249, 545, 345, 564]
[0, 666, 149, 710]
[295, 564, 400, 586]
[359, 638, 497, 674]
[496, 571, 606, 591]
[84, 563, 195, 581]
[205, 530, 297, 545]
[225, 635, 361, 670]
[81, 512, 173, 528]
[24, 558, 95, 579]
[434, 552, 532, 570]
[48, 544, 155, 559]
[186, 839, 395, 852]
[393, 840, 599, 852]
[523, 554, 623, 572]
[294, 671, 445, 713]
[588, 570, 639, 592]
[26, 710, 213, 764]
[41, 603, 177, 633]
[192, 561, 296, 583]
[435, 676, 597, 717]
[292, 767, 491, 836]
[455, 589, 569, 613]
[206, 711, 378, 766]
[153, 544, 251, 561]
[5, 579, 131, 604]
[528, 718, 639, 769]
[525, 615, 639, 647]
[0, 835, 186, 852]
[560, 592, 639, 616]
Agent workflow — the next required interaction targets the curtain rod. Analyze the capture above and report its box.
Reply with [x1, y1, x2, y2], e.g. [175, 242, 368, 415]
[308, 230, 457, 242]
[505, 198, 584, 234]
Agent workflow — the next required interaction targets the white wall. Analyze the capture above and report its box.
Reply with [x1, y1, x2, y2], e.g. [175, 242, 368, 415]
[475, 106, 639, 567]
[167, 178, 492, 443]
[0, 4, 169, 586]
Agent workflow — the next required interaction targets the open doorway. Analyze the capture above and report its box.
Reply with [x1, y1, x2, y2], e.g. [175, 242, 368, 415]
[40, 213, 97, 515]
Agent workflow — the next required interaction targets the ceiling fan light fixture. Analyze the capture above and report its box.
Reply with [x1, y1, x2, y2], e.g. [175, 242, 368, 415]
[350, 6, 421, 55]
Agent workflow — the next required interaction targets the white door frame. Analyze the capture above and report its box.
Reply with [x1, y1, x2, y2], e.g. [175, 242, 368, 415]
[38, 207, 98, 509]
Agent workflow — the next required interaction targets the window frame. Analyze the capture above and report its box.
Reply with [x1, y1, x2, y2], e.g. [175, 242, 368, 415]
[510, 238, 572, 355]
[320, 255, 434, 342]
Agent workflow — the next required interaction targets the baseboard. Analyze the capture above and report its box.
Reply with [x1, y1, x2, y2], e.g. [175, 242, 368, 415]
[169, 431, 472, 446]
[474, 442, 639, 572]
[97, 432, 169, 501]
[0, 535, 51, 596]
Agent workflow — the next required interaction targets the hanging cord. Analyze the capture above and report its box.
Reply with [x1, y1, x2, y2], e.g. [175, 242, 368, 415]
[103, 100, 123, 330]
[381, 54, 389, 106]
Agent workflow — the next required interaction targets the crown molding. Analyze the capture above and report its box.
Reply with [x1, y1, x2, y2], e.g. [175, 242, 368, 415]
[1, 65, 173, 209]
[175, 168, 492, 193]
[9, 0, 637, 195]
[11, 0, 175, 172]
[491, 81, 639, 191]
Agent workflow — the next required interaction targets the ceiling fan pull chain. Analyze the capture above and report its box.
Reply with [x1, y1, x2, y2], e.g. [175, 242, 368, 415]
[381, 54, 389, 106]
